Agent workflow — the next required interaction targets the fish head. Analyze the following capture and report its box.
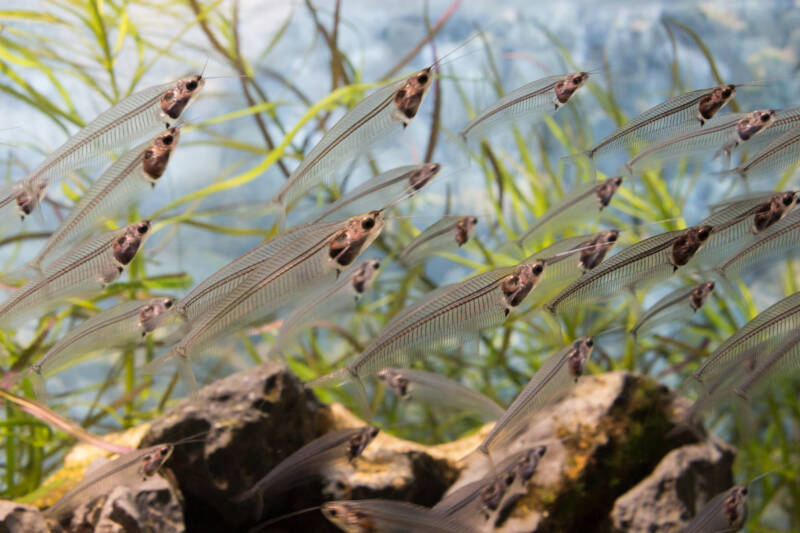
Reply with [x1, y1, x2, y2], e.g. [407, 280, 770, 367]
[392, 67, 433, 125]
[481, 473, 513, 511]
[567, 337, 593, 379]
[407, 162, 441, 192]
[579, 230, 619, 271]
[113, 220, 152, 266]
[377, 368, 410, 398]
[516, 445, 547, 483]
[140, 444, 173, 478]
[346, 426, 380, 461]
[455, 216, 479, 246]
[753, 191, 798, 232]
[321, 502, 374, 532]
[161, 74, 205, 120]
[698, 84, 737, 121]
[737, 109, 777, 141]
[671, 225, 712, 267]
[350, 259, 380, 295]
[14, 181, 48, 219]
[722, 485, 748, 527]
[329, 211, 385, 269]
[501, 260, 545, 310]
[139, 297, 176, 333]
[142, 128, 181, 181]
[690, 281, 715, 312]
[554, 72, 589, 106]
[595, 176, 623, 208]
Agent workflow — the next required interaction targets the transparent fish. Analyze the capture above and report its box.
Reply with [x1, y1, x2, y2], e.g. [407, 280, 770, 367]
[459, 72, 588, 144]
[310, 163, 441, 223]
[581, 85, 738, 162]
[0, 221, 151, 328]
[719, 206, 800, 276]
[631, 281, 714, 338]
[497, 445, 547, 498]
[377, 368, 504, 421]
[149, 212, 385, 389]
[268, 69, 433, 223]
[44, 443, 174, 522]
[30, 297, 175, 380]
[509, 177, 623, 252]
[322, 499, 474, 533]
[623, 109, 777, 175]
[432, 469, 516, 529]
[235, 426, 378, 521]
[692, 291, 800, 389]
[724, 125, 800, 181]
[0, 180, 49, 222]
[546, 225, 712, 314]
[398, 215, 478, 267]
[31, 128, 181, 269]
[25, 76, 202, 193]
[680, 485, 747, 533]
[524, 230, 620, 308]
[308, 261, 546, 411]
[266, 259, 380, 359]
[478, 338, 593, 456]
[696, 191, 797, 267]
[734, 331, 800, 400]
[733, 106, 800, 155]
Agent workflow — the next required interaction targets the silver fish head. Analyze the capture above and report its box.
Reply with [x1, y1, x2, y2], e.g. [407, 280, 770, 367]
[723, 485, 748, 528]
[579, 230, 619, 271]
[142, 128, 181, 181]
[346, 426, 380, 461]
[161, 74, 205, 120]
[350, 259, 380, 295]
[567, 337, 593, 379]
[671, 225, 712, 267]
[392, 67, 433, 125]
[455, 216, 479, 246]
[407, 162, 441, 191]
[737, 109, 776, 141]
[516, 445, 547, 483]
[752, 191, 797, 232]
[690, 281, 715, 312]
[139, 297, 176, 333]
[15, 181, 48, 218]
[501, 260, 545, 311]
[481, 472, 514, 511]
[113, 220, 152, 266]
[554, 71, 589, 106]
[328, 211, 385, 269]
[697, 84, 737, 122]
[595, 176, 623, 209]
[377, 368, 410, 398]
[322, 502, 372, 531]
[140, 444, 173, 477]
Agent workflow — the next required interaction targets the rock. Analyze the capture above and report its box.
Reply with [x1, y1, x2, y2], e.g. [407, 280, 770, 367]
[610, 440, 736, 532]
[0, 501, 49, 533]
[141, 361, 460, 532]
[446, 371, 733, 533]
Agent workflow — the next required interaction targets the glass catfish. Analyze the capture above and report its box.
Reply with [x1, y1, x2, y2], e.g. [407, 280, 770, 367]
[266, 69, 433, 226]
[631, 281, 714, 337]
[0, 221, 152, 328]
[146, 211, 385, 390]
[308, 260, 547, 414]
[399, 215, 479, 267]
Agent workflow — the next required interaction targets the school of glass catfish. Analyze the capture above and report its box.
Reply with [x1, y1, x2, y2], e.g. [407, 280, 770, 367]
[5, 53, 800, 532]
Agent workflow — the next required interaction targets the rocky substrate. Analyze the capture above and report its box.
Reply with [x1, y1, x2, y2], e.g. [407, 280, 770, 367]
[4, 362, 735, 532]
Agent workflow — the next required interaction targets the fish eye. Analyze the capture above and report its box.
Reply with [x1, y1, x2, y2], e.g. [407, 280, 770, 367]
[396, 89, 407, 100]
[470, 217, 478, 224]
[614, 176, 623, 185]
[586, 338, 594, 347]
[784, 194, 794, 205]
[722, 88, 731, 97]
[742, 487, 748, 495]
[707, 281, 715, 289]
[761, 113, 771, 122]
[163, 135, 173, 145]
[417, 73, 429, 84]
[165, 299, 174, 308]
[373, 260, 380, 269]
[370, 427, 379, 438]
[608, 233, 618, 242]
[186, 80, 198, 91]
[361, 217, 375, 230]
[138, 224, 149, 234]
[533, 264, 543, 275]
[143, 454, 152, 462]
[327, 508, 338, 517]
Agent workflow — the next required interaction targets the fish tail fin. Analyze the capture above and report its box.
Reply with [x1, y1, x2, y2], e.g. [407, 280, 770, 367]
[712, 267, 738, 299]
[306, 368, 351, 389]
[457, 445, 494, 470]
[142, 345, 197, 396]
[664, 415, 705, 441]
[27, 368, 46, 401]
[560, 149, 593, 168]
[177, 356, 199, 394]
